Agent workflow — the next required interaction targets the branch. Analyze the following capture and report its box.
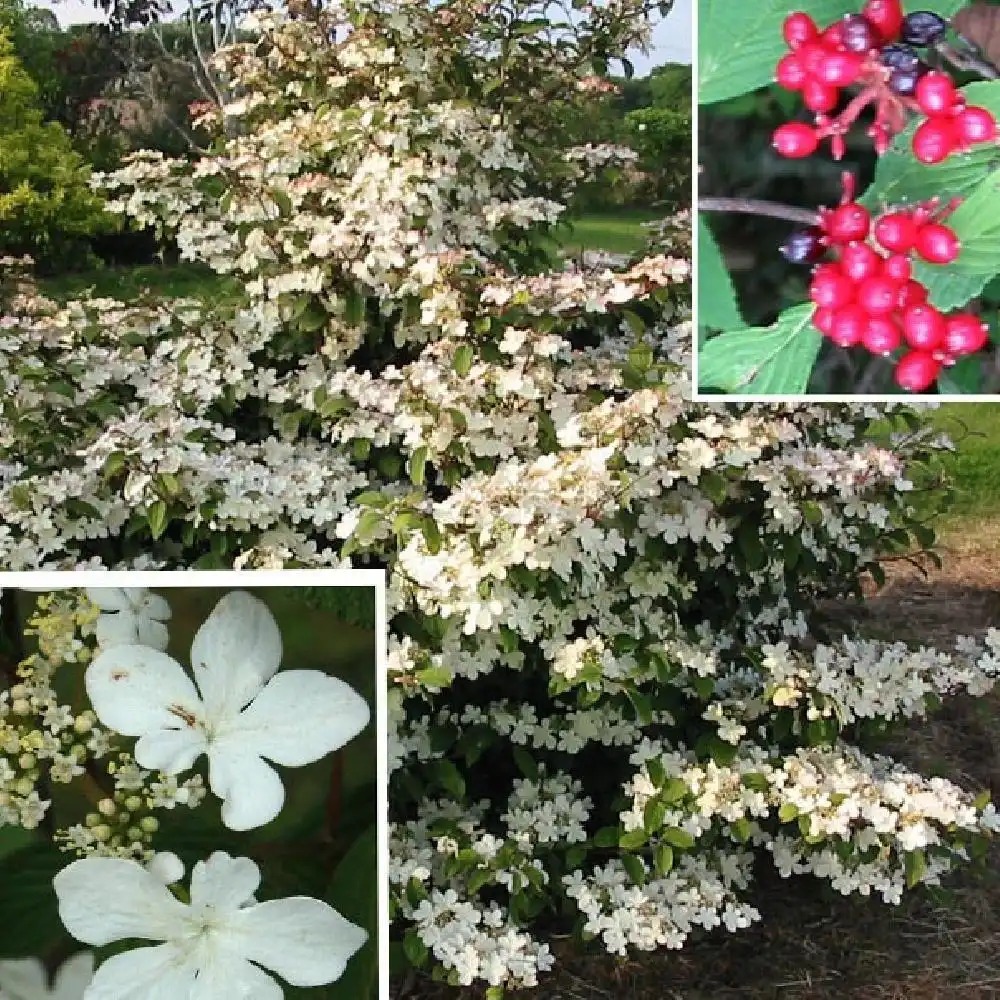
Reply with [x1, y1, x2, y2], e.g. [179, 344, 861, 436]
[935, 38, 1000, 81]
[698, 197, 820, 227]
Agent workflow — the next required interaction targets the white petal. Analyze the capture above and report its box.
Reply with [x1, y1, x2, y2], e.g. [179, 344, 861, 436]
[81, 944, 196, 1000]
[94, 615, 143, 648]
[133, 618, 170, 651]
[207, 743, 285, 831]
[134, 728, 207, 774]
[54, 857, 189, 946]
[146, 852, 185, 886]
[52, 952, 95, 1000]
[0, 957, 48, 999]
[235, 671, 370, 766]
[189, 952, 282, 1000]
[189, 853, 260, 911]
[86, 588, 131, 612]
[190, 592, 282, 719]
[230, 898, 368, 986]
[137, 591, 171, 621]
[86, 647, 202, 737]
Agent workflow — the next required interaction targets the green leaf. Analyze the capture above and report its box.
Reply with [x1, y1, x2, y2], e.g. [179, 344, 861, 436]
[621, 853, 646, 885]
[619, 828, 648, 850]
[147, 500, 169, 540]
[643, 799, 667, 834]
[408, 446, 429, 487]
[271, 189, 293, 216]
[0, 842, 68, 957]
[402, 929, 428, 968]
[905, 848, 928, 889]
[698, 303, 821, 394]
[660, 826, 695, 850]
[654, 843, 674, 875]
[453, 344, 474, 376]
[697, 215, 742, 330]
[699, 0, 856, 106]
[324, 827, 379, 1000]
[512, 746, 539, 780]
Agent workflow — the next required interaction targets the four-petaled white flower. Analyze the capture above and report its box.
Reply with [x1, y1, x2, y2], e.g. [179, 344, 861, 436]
[87, 588, 172, 651]
[53, 852, 367, 1000]
[0, 954, 94, 1000]
[85, 590, 370, 829]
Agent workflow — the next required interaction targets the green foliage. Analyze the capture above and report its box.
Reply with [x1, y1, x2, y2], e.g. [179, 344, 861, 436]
[0, 29, 113, 267]
[698, 302, 822, 394]
[625, 105, 691, 206]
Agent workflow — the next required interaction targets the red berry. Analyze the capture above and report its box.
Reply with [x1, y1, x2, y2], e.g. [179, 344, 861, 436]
[914, 223, 960, 265]
[943, 313, 989, 356]
[810, 263, 855, 309]
[816, 51, 864, 87]
[840, 13, 879, 53]
[912, 117, 958, 164]
[883, 254, 912, 282]
[840, 242, 883, 282]
[824, 203, 871, 244]
[857, 275, 901, 316]
[915, 72, 958, 117]
[897, 279, 928, 310]
[821, 22, 846, 48]
[802, 78, 840, 113]
[776, 53, 808, 90]
[783, 11, 819, 49]
[862, 316, 903, 355]
[829, 305, 868, 347]
[862, 0, 904, 41]
[955, 106, 998, 146]
[813, 306, 836, 334]
[796, 42, 827, 76]
[773, 122, 819, 158]
[874, 211, 919, 253]
[895, 350, 941, 391]
[902, 303, 946, 351]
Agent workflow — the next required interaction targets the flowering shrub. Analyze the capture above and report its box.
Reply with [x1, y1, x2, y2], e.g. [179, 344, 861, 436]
[0, 586, 377, 999]
[0, 0, 998, 994]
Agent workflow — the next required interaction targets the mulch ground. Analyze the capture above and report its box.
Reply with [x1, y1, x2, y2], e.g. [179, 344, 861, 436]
[394, 537, 1000, 999]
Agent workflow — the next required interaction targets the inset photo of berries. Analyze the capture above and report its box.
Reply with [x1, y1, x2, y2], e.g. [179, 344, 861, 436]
[0, 572, 385, 1000]
[696, 0, 1000, 398]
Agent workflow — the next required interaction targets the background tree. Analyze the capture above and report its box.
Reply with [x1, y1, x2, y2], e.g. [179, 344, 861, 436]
[0, 28, 113, 269]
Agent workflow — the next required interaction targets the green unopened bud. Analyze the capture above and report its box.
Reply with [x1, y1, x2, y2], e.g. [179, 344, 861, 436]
[84, 812, 101, 828]
[92, 824, 111, 842]
[139, 816, 159, 834]
[98, 798, 116, 816]
[125, 796, 143, 812]
[126, 827, 143, 842]
[14, 776, 34, 796]
[18, 753, 36, 770]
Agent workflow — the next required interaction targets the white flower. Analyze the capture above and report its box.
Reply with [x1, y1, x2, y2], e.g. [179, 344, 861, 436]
[87, 588, 172, 651]
[0, 953, 95, 1000]
[85, 591, 370, 830]
[53, 852, 367, 1000]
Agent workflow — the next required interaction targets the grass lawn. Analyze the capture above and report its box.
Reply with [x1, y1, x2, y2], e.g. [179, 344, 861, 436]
[924, 403, 1000, 529]
[559, 208, 662, 256]
[39, 261, 238, 303]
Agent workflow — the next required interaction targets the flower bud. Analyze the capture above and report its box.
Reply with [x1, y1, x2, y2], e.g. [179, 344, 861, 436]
[98, 798, 116, 816]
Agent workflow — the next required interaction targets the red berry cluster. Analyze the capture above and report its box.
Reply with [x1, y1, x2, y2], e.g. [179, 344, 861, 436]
[789, 178, 989, 391]
[772, 1, 998, 163]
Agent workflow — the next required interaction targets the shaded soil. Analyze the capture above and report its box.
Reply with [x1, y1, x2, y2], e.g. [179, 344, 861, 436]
[395, 538, 1000, 999]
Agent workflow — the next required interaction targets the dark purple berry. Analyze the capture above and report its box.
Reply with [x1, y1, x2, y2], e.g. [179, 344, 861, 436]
[780, 227, 825, 264]
[840, 13, 879, 52]
[880, 43, 921, 70]
[900, 11, 948, 47]
[888, 63, 928, 96]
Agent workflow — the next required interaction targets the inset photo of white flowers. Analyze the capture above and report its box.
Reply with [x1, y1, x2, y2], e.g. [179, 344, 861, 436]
[0, 571, 385, 1000]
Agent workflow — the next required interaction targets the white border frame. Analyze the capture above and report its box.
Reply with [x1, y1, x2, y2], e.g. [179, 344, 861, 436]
[689, 1, 1000, 405]
[0, 569, 389, 1000]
